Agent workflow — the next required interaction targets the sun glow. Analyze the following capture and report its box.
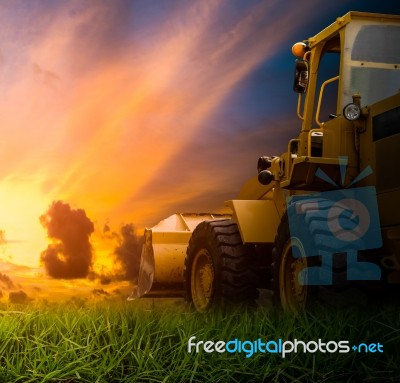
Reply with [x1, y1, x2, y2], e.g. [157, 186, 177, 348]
[0, 176, 49, 267]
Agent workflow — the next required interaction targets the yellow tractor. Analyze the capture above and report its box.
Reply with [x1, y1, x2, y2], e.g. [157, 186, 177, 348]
[130, 12, 400, 312]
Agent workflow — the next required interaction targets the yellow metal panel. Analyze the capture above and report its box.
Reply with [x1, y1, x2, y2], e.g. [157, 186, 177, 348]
[151, 231, 192, 244]
[237, 175, 274, 200]
[228, 200, 280, 244]
[369, 91, 400, 116]
[150, 229, 199, 284]
[152, 242, 187, 284]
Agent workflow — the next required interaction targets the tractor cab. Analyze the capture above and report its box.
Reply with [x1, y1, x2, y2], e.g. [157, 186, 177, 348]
[283, 12, 400, 191]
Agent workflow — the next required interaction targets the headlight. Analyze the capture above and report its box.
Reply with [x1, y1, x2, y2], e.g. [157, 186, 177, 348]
[343, 103, 361, 121]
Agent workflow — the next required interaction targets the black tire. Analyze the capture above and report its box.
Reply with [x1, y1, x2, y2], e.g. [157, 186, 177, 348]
[184, 219, 259, 312]
[272, 201, 376, 311]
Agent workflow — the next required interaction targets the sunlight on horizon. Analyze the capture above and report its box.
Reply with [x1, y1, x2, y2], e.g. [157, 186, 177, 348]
[0, 176, 49, 268]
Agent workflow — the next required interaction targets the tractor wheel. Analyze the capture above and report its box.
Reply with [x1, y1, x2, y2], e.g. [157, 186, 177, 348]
[272, 208, 374, 312]
[271, 212, 314, 312]
[184, 219, 259, 312]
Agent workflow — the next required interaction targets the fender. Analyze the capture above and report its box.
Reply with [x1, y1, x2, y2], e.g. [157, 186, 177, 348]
[226, 199, 281, 244]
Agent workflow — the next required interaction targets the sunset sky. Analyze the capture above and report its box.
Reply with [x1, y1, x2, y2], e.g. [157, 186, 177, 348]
[0, 0, 398, 274]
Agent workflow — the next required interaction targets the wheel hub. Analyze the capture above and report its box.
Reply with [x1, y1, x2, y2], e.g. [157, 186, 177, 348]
[280, 238, 308, 311]
[291, 256, 307, 304]
[191, 249, 215, 311]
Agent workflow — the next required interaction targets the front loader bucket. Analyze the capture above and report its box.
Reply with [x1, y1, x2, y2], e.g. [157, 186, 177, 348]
[128, 213, 230, 299]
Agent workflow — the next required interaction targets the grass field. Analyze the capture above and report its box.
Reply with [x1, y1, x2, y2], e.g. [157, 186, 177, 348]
[0, 298, 399, 382]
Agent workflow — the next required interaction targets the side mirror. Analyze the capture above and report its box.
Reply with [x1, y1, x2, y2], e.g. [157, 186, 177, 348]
[293, 59, 309, 93]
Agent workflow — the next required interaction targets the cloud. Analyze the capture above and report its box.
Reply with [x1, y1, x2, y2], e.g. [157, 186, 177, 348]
[113, 223, 143, 281]
[40, 201, 94, 278]
[0, 272, 15, 289]
[0, 0, 348, 263]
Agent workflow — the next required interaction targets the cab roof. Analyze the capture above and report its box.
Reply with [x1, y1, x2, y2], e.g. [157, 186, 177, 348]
[307, 11, 400, 48]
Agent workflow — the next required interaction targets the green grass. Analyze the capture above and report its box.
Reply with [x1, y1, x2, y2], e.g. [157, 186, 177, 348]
[0, 299, 399, 382]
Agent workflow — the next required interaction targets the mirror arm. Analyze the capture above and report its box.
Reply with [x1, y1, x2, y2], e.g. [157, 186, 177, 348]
[297, 93, 304, 121]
